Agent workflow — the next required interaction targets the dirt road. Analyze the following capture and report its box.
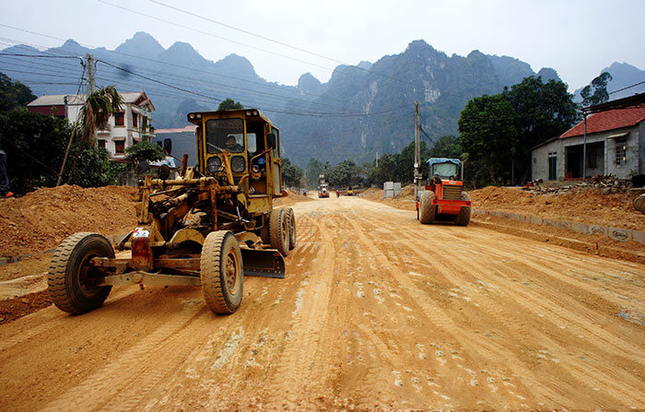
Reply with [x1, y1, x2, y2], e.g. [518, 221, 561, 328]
[1, 195, 644, 410]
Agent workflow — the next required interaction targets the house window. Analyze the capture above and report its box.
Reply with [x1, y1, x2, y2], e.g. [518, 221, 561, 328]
[588, 150, 596, 169]
[114, 112, 125, 126]
[132, 112, 138, 128]
[142, 116, 148, 130]
[615, 139, 627, 165]
[98, 139, 106, 149]
[115, 140, 125, 154]
[548, 152, 557, 180]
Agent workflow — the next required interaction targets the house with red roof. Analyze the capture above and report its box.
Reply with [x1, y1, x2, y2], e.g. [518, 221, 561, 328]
[531, 94, 645, 181]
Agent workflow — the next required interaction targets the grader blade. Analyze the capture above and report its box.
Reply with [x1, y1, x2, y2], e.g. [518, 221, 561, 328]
[241, 248, 286, 279]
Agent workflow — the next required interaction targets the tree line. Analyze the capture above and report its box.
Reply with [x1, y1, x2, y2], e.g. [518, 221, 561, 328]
[295, 74, 608, 189]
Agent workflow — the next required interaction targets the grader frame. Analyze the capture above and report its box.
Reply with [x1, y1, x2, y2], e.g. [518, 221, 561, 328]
[48, 109, 295, 315]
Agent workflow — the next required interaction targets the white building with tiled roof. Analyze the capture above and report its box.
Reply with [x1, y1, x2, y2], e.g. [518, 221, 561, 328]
[27, 91, 156, 159]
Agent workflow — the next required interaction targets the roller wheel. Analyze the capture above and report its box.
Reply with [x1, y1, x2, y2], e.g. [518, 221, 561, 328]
[286, 208, 296, 250]
[48, 232, 114, 314]
[270, 208, 290, 255]
[454, 192, 472, 226]
[634, 194, 645, 213]
[419, 191, 436, 224]
[200, 231, 243, 314]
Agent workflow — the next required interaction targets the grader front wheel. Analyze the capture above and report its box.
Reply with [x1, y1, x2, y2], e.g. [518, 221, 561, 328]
[48, 232, 114, 314]
[200, 231, 244, 314]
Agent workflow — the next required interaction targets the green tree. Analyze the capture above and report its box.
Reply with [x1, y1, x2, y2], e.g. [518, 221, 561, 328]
[429, 135, 462, 158]
[218, 98, 244, 110]
[282, 158, 304, 187]
[305, 158, 323, 188]
[0, 72, 35, 113]
[125, 140, 165, 164]
[0, 108, 71, 193]
[505, 76, 577, 182]
[580, 72, 613, 107]
[58, 85, 124, 185]
[328, 159, 360, 187]
[67, 146, 127, 187]
[367, 153, 398, 186]
[459, 94, 517, 186]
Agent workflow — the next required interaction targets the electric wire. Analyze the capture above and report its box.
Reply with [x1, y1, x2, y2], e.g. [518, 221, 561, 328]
[143, 0, 417, 87]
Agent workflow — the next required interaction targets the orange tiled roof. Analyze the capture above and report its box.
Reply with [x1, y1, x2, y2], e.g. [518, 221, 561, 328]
[561, 106, 645, 139]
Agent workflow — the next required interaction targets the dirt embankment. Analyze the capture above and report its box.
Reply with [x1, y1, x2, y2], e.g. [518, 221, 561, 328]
[362, 184, 645, 231]
[273, 189, 314, 207]
[0, 185, 137, 257]
[471, 186, 644, 230]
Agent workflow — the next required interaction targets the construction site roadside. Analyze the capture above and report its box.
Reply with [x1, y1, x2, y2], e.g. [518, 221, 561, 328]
[0, 185, 643, 410]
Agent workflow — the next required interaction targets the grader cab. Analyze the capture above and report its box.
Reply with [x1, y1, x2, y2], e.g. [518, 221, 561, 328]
[48, 109, 295, 315]
[417, 158, 471, 226]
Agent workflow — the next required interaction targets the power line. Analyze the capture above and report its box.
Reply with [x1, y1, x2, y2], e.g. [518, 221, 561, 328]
[609, 80, 645, 95]
[97, 57, 410, 118]
[105, 0, 417, 87]
[96, 0, 333, 73]
[0, 53, 80, 59]
[0, 30, 356, 112]
[0, 25, 402, 114]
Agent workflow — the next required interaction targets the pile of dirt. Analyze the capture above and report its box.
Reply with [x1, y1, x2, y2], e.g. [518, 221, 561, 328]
[0, 185, 137, 257]
[274, 189, 314, 207]
[396, 184, 416, 199]
[530, 175, 632, 195]
[471, 186, 645, 230]
[358, 187, 383, 200]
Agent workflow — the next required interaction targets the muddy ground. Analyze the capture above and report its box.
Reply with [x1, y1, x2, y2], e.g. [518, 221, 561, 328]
[0, 186, 643, 410]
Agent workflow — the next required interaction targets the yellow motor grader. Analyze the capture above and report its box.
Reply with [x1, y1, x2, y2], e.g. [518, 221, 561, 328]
[48, 109, 295, 315]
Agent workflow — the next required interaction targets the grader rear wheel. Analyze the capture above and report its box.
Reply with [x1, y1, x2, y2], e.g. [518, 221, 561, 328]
[200, 231, 243, 314]
[270, 208, 290, 255]
[419, 191, 436, 224]
[48, 232, 114, 314]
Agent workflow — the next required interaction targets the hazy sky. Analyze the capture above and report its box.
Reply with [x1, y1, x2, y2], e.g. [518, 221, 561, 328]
[1, 0, 643, 91]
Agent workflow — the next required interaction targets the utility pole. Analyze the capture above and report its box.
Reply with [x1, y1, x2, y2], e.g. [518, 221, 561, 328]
[56, 54, 95, 187]
[413, 101, 422, 199]
[85, 53, 95, 94]
[582, 111, 588, 181]
[375, 151, 379, 167]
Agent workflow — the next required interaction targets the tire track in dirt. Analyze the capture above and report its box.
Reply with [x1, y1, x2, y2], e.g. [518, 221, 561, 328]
[356, 200, 645, 408]
[336, 210, 533, 408]
[264, 213, 338, 408]
[345, 210, 563, 407]
[40, 304, 206, 412]
[0, 286, 139, 353]
[396, 233, 645, 406]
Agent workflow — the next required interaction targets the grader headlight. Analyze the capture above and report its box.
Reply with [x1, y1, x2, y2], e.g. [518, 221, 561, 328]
[231, 156, 246, 173]
[207, 156, 222, 173]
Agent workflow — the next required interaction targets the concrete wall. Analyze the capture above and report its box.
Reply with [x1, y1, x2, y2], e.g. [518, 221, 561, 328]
[532, 139, 560, 181]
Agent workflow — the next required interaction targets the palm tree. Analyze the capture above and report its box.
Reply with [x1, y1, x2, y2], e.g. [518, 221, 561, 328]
[56, 85, 124, 186]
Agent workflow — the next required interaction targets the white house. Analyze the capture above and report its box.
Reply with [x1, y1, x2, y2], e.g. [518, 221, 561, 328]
[532, 95, 645, 181]
[27, 91, 156, 159]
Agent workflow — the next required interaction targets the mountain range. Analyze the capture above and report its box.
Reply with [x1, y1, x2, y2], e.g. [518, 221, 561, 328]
[1, 32, 643, 166]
